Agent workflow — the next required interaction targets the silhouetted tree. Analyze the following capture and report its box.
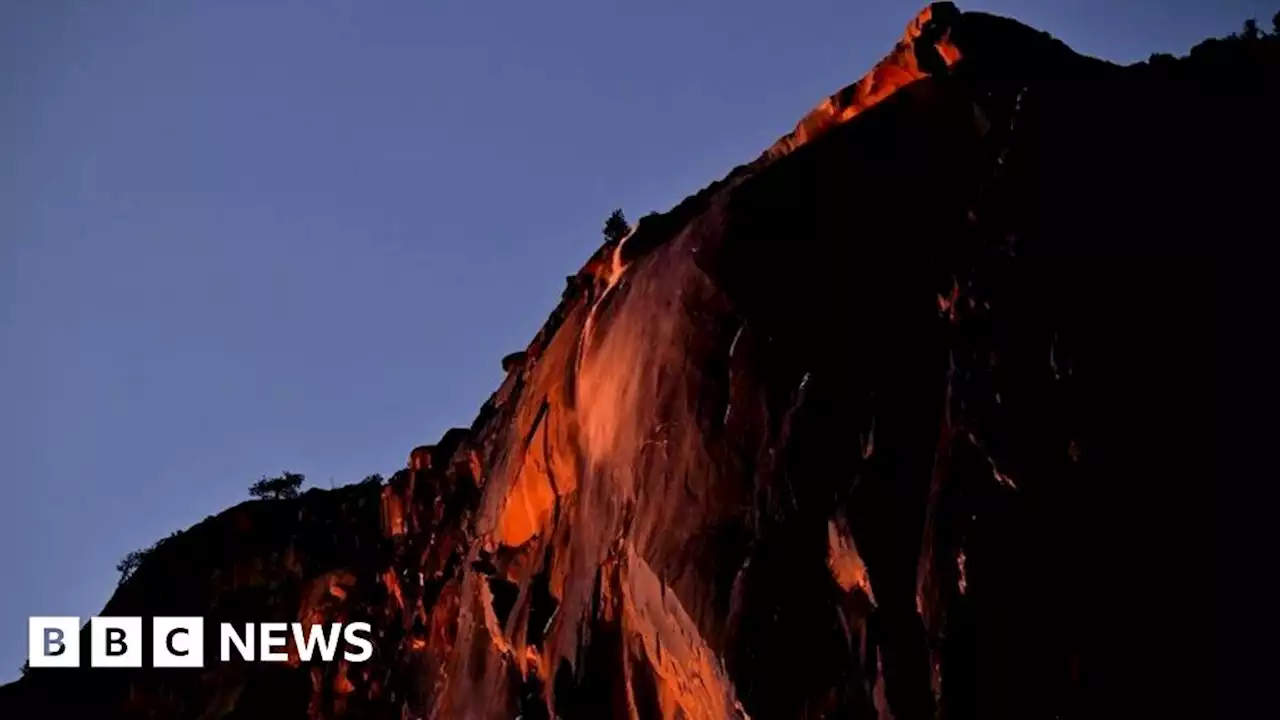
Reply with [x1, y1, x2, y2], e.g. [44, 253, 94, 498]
[249, 471, 304, 500]
[1272, 11, 1279, 36]
[1243, 18, 1261, 41]
[113, 525, 186, 586]
[114, 529, 185, 585]
[19, 660, 29, 676]
[115, 548, 148, 585]
[361, 474, 384, 485]
[603, 209, 630, 244]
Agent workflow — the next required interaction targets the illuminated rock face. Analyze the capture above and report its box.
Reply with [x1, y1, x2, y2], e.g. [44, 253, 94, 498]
[3, 4, 1269, 718]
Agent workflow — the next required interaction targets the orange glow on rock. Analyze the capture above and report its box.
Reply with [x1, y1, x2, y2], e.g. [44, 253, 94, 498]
[467, 448, 484, 488]
[334, 665, 355, 695]
[493, 457, 556, 548]
[764, 3, 962, 162]
[380, 485, 406, 537]
[593, 545, 748, 719]
[827, 519, 876, 606]
[382, 568, 404, 611]
[409, 445, 434, 473]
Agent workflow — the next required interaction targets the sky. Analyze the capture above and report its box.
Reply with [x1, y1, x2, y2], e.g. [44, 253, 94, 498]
[0, 0, 1268, 680]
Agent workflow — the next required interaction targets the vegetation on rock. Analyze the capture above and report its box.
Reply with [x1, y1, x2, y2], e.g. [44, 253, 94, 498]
[248, 471, 304, 500]
[602, 208, 630, 244]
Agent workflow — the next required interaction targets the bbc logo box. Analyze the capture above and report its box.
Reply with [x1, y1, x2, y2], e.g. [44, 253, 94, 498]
[27, 617, 80, 668]
[29, 616, 204, 669]
[29, 617, 372, 668]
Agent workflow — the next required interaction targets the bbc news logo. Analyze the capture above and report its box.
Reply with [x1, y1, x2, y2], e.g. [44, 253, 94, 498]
[28, 617, 373, 668]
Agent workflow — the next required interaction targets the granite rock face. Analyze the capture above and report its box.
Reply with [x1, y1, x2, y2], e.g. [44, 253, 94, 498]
[5, 3, 1267, 717]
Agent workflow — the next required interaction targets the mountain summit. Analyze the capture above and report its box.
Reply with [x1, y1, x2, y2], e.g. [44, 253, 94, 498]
[5, 3, 1265, 717]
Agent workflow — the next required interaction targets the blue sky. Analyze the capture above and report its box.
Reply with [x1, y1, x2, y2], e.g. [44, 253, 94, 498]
[0, 0, 1268, 679]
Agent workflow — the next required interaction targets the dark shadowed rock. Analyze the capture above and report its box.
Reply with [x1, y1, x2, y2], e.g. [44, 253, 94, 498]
[4, 3, 1265, 717]
[502, 351, 528, 373]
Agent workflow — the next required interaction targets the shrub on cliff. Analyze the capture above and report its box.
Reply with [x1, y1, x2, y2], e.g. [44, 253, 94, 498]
[115, 529, 185, 585]
[115, 549, 148, 585]
[603, 208, 630, 243]
[248, 471, 304, 500]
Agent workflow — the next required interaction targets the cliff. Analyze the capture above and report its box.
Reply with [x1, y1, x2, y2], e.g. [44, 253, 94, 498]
[5, 3, 1267, 717]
